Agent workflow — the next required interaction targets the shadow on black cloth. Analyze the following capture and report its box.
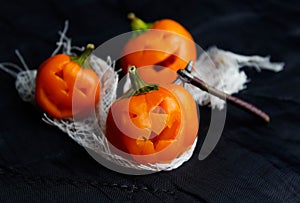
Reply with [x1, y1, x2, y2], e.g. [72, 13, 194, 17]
[0, 0, 299, 202]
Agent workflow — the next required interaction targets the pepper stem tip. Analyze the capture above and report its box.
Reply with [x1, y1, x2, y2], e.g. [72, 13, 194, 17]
[87, 43, 95, 49]
[127, 12, 136, 20]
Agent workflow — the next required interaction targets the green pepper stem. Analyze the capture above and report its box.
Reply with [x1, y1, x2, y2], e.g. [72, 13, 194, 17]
[71, 44, 95, 67]
[128, 13, 153, 31]
[127, 13, 153, 38]
[129, 66, 149, 90]
[122, 66, 158, 98]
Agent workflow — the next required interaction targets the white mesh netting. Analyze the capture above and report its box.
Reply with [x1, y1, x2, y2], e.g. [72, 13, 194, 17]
[0, 21, 284, 172]
[184, 46, 284, 109]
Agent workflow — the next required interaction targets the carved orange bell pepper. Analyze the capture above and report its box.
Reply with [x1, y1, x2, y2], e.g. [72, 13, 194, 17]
[35, 44, 100, 118]
[121, 13, 197, 84]
[106, 66, 198, 164]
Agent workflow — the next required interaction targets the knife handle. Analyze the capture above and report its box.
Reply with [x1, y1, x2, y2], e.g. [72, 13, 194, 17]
[189, 76, 270, 123]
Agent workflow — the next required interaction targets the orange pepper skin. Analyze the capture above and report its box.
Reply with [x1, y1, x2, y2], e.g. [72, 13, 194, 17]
[35, 54, 100, 119]
[121, 19, 197, 84]
[106, 84, 198, 164]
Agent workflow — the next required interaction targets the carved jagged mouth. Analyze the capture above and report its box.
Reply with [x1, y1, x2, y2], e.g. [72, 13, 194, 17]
[132, 105, 179, 151]
[153, 50, 179, 72]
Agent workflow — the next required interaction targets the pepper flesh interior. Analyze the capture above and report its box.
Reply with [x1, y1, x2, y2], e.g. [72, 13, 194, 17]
[129, 88, 181, 152]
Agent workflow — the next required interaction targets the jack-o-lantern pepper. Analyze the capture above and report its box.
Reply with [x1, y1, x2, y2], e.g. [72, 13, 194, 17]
[35, 44, 100, 119]
[121, 13, 197, 84]
[105, 66, 199, 164]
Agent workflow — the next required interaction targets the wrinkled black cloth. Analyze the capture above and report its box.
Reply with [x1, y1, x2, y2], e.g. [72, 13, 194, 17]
[0, 0, 299, 202]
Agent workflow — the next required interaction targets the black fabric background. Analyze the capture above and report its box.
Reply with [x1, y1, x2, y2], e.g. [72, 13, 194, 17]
[0, 0, 300, 202]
